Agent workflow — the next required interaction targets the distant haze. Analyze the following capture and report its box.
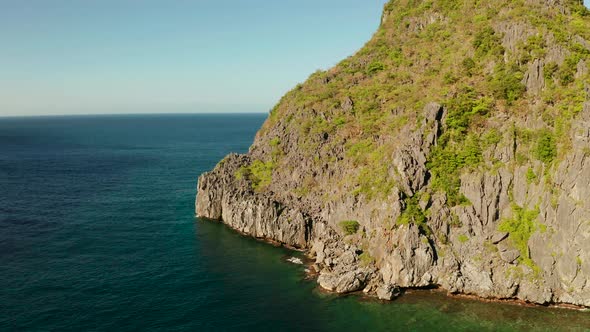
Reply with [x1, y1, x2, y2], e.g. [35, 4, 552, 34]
[0, 0, 387, 116]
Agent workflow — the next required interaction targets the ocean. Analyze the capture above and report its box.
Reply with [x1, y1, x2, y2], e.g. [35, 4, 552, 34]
[1, 114, 589, 331]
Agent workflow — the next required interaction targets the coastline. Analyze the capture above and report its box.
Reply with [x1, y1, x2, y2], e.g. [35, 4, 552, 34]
[198, 216, 590, 312]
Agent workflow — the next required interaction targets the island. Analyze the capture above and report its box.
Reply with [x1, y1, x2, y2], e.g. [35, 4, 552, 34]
[197, 0, 590, 307]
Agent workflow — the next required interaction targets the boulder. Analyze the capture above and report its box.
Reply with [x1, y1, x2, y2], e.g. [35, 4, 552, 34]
[376, 284, 401, 301]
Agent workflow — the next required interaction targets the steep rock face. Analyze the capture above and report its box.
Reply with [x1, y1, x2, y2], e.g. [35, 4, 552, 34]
[197, 154, 313, 249]
[197, 0, 590, 307]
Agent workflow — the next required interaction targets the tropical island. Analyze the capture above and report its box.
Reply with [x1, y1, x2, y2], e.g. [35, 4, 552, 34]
[197, 0, 590, 307]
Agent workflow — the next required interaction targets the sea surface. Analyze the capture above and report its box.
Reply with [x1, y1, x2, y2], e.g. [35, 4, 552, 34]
[1, 114, 589, 331]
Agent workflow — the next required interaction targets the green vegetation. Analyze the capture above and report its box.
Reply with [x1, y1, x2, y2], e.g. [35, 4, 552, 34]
[445, 86, 492, 134]
[449, 212, 462, 228]
[366, 61, 385, 75]
[473, 26, 504, 58]
[256, 0, 590, 233]
[270, 138, 284, 160]
[235, 137, 284, 191]
[427, 133, 480, 206]
[426, 84, 498, 205]
[544, 62, 559, 80]
[484, 240, 499, 253]
[482, 129, 502, 147]
[526, 167, 538, 185]
[235, 166, 250, 180]
[353, 165, 396, 199]
[558, 54, 581, 85]
[269, 137, 280, 147]
[359, 252, 376, 266]
[397, 196, 430, 235]
[339, 220, 360, 235]
[522, 35, 547, 62]
[248, 160, 275, 191]
[498, 204, 541, 271]
[347, 142, 396, 199]
[461, 57, 476, 76]
[458, 234, 469, 243]
[346, 139, 374, 165]
[488, 62, 525, 104]
[535, 130, 557, 164]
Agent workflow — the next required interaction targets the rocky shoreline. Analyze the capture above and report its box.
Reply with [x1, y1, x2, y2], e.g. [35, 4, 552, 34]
[198, 209, 589, 311]
[196, 0, 590, 310]
[196, 105, 590, 309]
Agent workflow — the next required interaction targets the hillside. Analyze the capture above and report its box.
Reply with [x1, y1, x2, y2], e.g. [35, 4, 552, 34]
[197, 0, 590, 306]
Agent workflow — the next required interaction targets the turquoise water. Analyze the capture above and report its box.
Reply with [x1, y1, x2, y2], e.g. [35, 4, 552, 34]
[1, 114, 589, 331]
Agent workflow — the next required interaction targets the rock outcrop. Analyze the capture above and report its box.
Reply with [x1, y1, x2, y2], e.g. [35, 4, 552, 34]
[197, 0, 590, 307]
[197, 154, 313, 249]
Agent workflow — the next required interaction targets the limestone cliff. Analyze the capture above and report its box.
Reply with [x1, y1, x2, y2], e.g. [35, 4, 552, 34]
[197, 0, 590, 306]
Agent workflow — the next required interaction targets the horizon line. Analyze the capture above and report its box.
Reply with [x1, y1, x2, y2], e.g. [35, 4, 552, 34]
[0, 111, 269, 119]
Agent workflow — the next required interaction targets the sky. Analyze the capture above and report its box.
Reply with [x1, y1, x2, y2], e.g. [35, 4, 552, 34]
[0, 0, 387, 116]
[0, 0, 588, 117]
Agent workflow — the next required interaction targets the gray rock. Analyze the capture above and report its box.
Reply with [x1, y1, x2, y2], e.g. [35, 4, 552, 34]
[491, 231, 509, 244]
[393, 103, 445, 195]
[495, 21, 535, 55]
[318, 268, 371, 293]
[195, 2, 590, 308]
[196, 154, 313, 249]
[376, 284, 401, 300]
[575, 35, 590, 53]
[380, 224, 435, 287]
[341, 97, 354, 112]
[500, 250, 521, 264]
[576, 59, 588, 79]
[196, 101, 590, 307]
[522, 59, 545, 95]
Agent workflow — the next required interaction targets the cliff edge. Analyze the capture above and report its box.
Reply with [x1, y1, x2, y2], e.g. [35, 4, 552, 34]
[197, 0, 590, 306]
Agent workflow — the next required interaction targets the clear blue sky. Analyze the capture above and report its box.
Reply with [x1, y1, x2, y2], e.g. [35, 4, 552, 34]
[0, 0, 588, 116]
[0, 0, 387, 116]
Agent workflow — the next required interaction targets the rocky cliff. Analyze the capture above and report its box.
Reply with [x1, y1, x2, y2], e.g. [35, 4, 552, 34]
[197, 0, 590, 306]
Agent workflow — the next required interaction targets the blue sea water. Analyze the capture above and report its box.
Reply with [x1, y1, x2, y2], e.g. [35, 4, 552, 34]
[1, 114, 589, 331]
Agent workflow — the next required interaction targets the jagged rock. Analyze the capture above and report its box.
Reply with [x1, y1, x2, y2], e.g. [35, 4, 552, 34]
[496, 241, 510, 253]
[362, 276, 381, 294]
[495, 21, 535, 55]
[376, 284, 401, 300]
[500, 250, 521, 263]
[318, 267, 372, 293]
[575, 35, 590, 52]
[341, 97, 354, 112]
[380, 224, 435, 287]
[491, 231, 509, 244]
[196, 154, 313, 249]
[528, 0, 570, 14]
[576, 59, 588, 79]
[405, 12, 445, 32]
[196, 0, 590, 308]
[461, 262, 495, 294]
[393, 103, 445, 195]
[522, 59, 545, 95]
